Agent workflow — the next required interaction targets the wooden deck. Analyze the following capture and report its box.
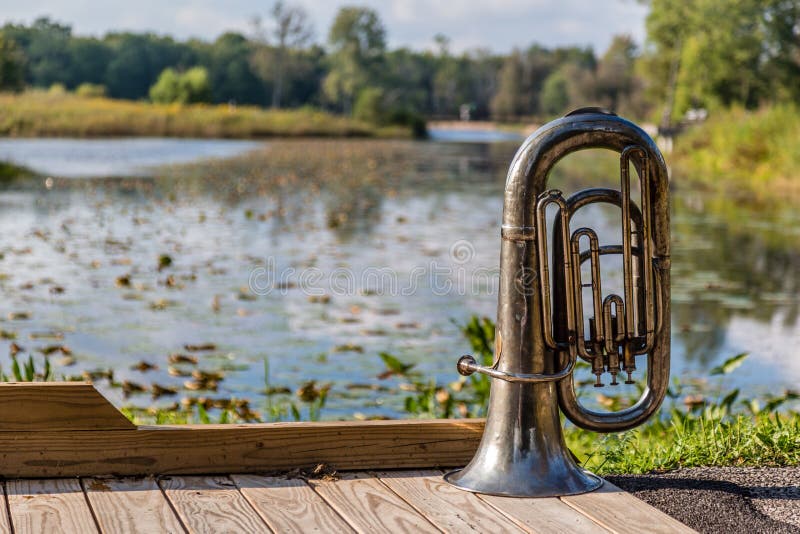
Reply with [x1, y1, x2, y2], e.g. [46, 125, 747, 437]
[0, 383, 696, 533]
[0, 470, 695, 533]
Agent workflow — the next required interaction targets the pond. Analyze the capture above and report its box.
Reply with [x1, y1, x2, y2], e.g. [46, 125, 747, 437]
[0, 135, 796, 420]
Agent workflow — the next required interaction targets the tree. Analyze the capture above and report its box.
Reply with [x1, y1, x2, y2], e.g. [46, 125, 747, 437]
[353, 86, 383, 123]
[149, 67, 211, 104]
[272, 1, 314, 108]
[249, 2, 314, 109]
[762, 0, 800, 101]
[323, 7, 386, 113]
[382, 47, 435, 115]
[208, 32, 264, 105]
[539, 68, 569, 116]
[641, 0, 776, 123]
[0, 35, 25, 92]
[67, 38, 112, 88]
[539, 61, 597, 117]
[596, 35, 637, 112]
[491, 50, 524, 119]
[519, 44, 558, 117]
[1, 17, 72, 87]
[103, 33, 198, 99]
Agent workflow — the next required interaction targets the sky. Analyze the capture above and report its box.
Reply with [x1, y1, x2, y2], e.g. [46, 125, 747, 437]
[0, 0, 649, 54]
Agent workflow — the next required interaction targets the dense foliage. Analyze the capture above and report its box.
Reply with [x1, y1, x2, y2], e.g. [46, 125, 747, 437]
[0, 2, 798, 125]
[1, 2, 798, 125]
[642, 0, 800, 124]
[672, 104, 800, 198]
[0, 13, 617, 120]
[149, 67, 212, 104]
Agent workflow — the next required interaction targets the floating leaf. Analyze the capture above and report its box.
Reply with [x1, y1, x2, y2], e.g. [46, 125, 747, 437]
[333, 343, 364, 353]
[158, 254, 173, 270]
[184, 343, 216, 352]
[168, 353, 198, 365]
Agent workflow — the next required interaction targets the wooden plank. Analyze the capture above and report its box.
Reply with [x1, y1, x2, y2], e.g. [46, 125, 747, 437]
[232, 474, 353, 533]
[83, 477, 185, 534]
[0, 483, 11, 534]
[480, 492, 610, 534]
[376, 469, 526, 533]
[159, 476, 270, 534]
[6, 478, 99, 533]
[561, 480, 697, 534]
[0, 419, 483, 478]
[310, 472, 440, 533]
[0, 383, 134, 431]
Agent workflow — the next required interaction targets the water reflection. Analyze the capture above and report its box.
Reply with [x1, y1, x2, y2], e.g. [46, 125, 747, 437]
[671, 194, 800, 376]
[0, 138, 796, 416]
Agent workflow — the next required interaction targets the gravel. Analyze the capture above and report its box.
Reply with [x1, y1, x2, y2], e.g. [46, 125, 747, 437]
[608, 467, 800, 533]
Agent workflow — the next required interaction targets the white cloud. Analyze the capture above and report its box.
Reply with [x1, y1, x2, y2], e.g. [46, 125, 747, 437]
[173, 5, 248, 39]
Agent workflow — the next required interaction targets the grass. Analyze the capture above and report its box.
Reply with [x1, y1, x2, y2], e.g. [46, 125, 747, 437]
[0, 90, 416, 139]
[571, 412, 799, 475]
[672, 104, 800, 200]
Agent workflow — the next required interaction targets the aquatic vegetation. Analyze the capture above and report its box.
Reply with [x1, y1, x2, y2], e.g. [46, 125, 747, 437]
[333, 343, 364, 353]
[0, 160, 34, 181]
[184, 343, 216, 352]
[131, 360, 158, 372]
[168, 354, 199, 365]
[0, 354, 52, 382]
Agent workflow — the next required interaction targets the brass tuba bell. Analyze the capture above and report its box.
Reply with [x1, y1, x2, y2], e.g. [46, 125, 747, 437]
[444, 108, 671, 497]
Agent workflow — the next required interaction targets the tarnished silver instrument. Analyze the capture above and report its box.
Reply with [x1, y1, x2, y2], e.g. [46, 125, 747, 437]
[444, 108, 670, 497]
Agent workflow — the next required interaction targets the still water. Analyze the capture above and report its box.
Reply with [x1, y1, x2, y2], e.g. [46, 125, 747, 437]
[0, 136, 796, 418]
[0, 137, 262, 178]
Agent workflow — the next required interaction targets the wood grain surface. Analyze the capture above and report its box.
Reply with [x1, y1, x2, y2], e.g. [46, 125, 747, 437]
[84, 477, 185, 534]
[0, 483, 10, 534]
[0, 472, 696, 534]
[480, 492, 610, 534]
[311, 472, 439, 533]
[0, 419, 483, 478]
[159, 476, 270, 534]
[232, 474, 353, 533]
[376, 469, 526, 533]
[6, 478, 99, 533]
[0, 383, 134, 431]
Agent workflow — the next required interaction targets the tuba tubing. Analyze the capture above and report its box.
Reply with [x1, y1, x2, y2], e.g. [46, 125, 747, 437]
[444, 108, 670, 497]
[506, 109, 671, 432]
[470, 108, 670, 430]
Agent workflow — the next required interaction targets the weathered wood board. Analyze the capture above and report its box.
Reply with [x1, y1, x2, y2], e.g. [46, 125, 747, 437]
[0, 421, 482, 477]
[0, 383, 134, 431]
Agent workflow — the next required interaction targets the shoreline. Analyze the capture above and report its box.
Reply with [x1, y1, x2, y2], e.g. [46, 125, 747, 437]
[0, 92, 418, 140]
[428, 120, 539, 137]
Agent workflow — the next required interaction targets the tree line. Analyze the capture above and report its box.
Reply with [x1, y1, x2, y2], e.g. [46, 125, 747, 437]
[0, 1, 798, 126]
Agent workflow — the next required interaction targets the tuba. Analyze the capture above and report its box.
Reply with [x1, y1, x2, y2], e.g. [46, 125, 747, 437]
[444, 108, 670, 497]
